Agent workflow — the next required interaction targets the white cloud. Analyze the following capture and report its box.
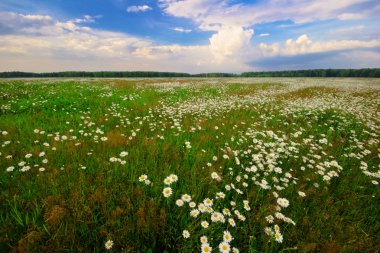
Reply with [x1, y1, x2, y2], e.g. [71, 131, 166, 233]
[157, 0, 378, 69]
[0, 11, 253, 73]
[73, 15, 102, 24]
[259, 34, 380, 56]
[259, 33, 270, 37]
[0, 12, 54, 34]
[173, 27, 192, 33]
[337, 13, 366, 20]
[329, 25, 365, 35]
[209, 26, 254, 64]
[1, 9, 378, 74]
[127, 5, 152, 13]
[159, 0, 375, 31]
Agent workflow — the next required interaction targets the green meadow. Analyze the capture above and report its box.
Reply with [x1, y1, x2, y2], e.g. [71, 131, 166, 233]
[0, 78, 379, 252]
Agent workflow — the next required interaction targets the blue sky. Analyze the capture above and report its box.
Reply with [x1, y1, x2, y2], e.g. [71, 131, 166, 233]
[0, 0, 379, 73]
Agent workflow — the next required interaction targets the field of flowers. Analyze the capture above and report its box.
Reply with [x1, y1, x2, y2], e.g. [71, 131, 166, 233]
[0, 78, 379, 252]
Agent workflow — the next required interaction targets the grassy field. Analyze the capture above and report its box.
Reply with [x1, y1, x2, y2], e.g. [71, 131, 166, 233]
[0, 78, 379, 253]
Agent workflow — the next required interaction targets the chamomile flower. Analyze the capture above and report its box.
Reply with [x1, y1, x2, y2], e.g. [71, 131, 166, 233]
[139, 174, 148, 182]
[201, 243, 212, 253]
[201, 221, 209, 228]
[176, 199, 184, 207]
[119, 151, 128, 157]
[6, 166, 15, 172]
[223, 231, 233, 243]
[181, 194, 192, 202]
[277, 198, 290, 208]
[105, 240, 113, 250]
[203, 198, 213, 207]
[264, 227, 274, 236]
[216, 192, 226, 199]
[298, 191, 306, 197]
[170, 174, 178, 182]
[164, 177, 173, 185]
[198, 203, 207, 213]
[232, 247, 239, 253]
[266, 215, 274, 223]
[211, 172, 220, 180]
[219, 241, 231, 253]
[183, 230, 190, 238]
[223, 208, 231, 216]
[211, 212, 221, 222]
[162, 187, 173, 198]
[275, 232, 283, 243]
[109, 157, 118, 162]
[190, 209, 200, 218]
[228, 218, 236, 227]
[200, 235, 208, 244]
[275, 212, 285, 220]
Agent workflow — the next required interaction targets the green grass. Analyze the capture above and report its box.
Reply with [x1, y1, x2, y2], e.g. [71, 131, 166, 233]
[0, 78, 379, 252]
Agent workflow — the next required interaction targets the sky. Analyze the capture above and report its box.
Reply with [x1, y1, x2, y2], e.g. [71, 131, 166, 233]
[0, 0, 379, 73]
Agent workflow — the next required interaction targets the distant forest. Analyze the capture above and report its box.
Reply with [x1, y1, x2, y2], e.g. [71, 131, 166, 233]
[1, 68, 379, 78]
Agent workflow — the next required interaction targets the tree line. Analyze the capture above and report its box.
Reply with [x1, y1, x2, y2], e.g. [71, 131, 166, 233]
[241, 68, 380, 78]
[0, 69, 379, 78]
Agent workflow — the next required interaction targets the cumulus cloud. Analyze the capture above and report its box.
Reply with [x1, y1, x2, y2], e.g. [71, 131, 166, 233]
[259, 34, 380, 56]
[127, 5, 152, 13]
[0, 12, 54, 34]
[157, 0, 379, 69]
[259, 33, 270, 37]
[209, 26, 254, 64]
[1, 8, 379, 73]
[0, 11, 251, 73]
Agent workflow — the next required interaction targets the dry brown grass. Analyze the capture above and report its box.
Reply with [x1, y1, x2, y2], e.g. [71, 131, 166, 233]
[16, 231, 42, 253]
[44, 205, 67, 227]
[278, 86, 341, 100]
[104, 129, 129, 148]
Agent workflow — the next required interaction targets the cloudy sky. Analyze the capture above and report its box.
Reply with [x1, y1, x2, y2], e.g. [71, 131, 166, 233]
[0, 0, 379, 73]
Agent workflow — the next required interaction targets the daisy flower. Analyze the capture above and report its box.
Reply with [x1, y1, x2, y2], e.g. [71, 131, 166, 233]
[200, 235, 208, 244]
[275, 232, 283, 243]
[139, 174, 148, 182]
[203, 198, 213, 207]
[223, 231, 233, 243]
[119, 151, 128, 157]
[176, 199, 184, 207]
[219, 241, 231, 253]
[201, 221, 209, 228]
[277, 198, 290, 208]
[170, 174, 178, 182]
[162, 187, 173, 198]
[298, 191, 306, 197]
[265, 215, 274, 223]
[228, 218, 236, 227]
[164, 177, 173, 185]
[183, 230, 190, 238]
[201, 243, 212, 253]
[190, 209, 200, 218]
[105, 240, 113, 250]
[181, 194, 192, 202]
